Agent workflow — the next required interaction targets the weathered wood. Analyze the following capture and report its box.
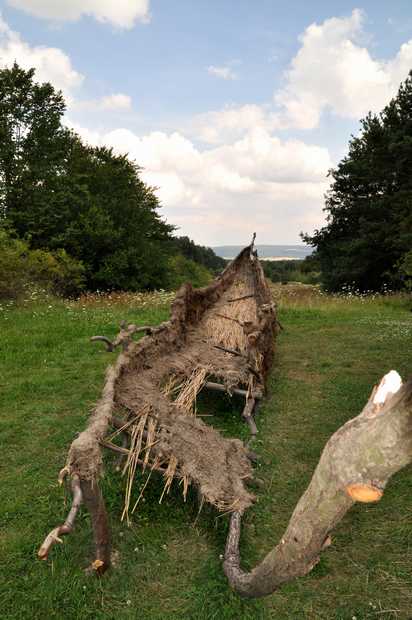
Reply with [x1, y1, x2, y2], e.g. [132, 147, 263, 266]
[224, 371, 412, 598]
[90, 336, 115, 352]
[241, 397, 258, 437]
[38, 475, 82, 560]
[90, 324, 154, 353]
[80, 479, 111, 574]
[203, 381, 262, 400]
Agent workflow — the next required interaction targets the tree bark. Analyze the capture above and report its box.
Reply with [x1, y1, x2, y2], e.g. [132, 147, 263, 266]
[224, 371, 412, 598]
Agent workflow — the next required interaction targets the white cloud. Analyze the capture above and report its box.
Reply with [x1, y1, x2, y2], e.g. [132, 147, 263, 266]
[6, 0, 150, 29]
[0, 15, 83, 98]
[275, 9, 412, 129]
[99, 93, 132, 110]
[69, 121, 333, 244]
[207, 65, 237, 80]
[191, 104, 288, 145]
[0, 17, 133, 112]
[195, 9, 412, 142]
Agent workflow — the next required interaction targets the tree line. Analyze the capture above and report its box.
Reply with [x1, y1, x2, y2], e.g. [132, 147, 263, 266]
[262, 257, 320, 286]
[0, 63, 225, 299]
[2, 63, 411, 298]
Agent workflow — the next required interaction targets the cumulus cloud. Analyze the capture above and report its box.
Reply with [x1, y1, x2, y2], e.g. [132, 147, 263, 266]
[6, 0, 150, 29]
[0, 18, 133, 112]
[207, 65, 237, 80]
[192, 104, 279, 145]
[68, 121, 332, 244]
[275, 8, 412, 128]
[0, 15, 83, 98]
[194, 9, 412, 142]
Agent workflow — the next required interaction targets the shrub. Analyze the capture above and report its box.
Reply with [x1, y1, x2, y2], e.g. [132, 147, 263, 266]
[0, 229, 85, 300]
[0, 230, 28, 299]
[167, 255, 212, 289]
[27, 248, 86, 297]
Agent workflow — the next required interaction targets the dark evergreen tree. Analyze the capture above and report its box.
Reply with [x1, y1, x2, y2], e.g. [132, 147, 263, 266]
[303, 72, 412, 292]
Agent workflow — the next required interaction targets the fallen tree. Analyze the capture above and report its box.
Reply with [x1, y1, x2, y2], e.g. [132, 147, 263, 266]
[224, 370, 412, 597]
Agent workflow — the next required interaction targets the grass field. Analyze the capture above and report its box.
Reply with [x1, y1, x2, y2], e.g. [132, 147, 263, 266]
[1, 286, 412, 619]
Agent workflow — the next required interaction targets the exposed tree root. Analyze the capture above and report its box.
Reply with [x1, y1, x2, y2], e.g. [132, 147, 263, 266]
[38, 475, 82, 560]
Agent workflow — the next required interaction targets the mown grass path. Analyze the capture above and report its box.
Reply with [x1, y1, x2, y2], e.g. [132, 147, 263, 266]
[0, 292, 411, 619]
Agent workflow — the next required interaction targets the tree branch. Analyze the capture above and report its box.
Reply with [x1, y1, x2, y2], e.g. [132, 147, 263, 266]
[38, 475, 82, 560]
[90, 336, 115, 352]
[224, 371, 412, 598]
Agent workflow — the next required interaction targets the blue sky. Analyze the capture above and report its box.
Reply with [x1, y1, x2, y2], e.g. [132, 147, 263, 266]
[1, 1, 412, 245]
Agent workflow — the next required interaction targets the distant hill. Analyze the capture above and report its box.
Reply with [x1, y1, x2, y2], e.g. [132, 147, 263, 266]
[213, 245, 312, 261]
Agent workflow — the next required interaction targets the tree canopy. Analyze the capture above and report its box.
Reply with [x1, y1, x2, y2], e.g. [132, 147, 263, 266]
[0, 63, 222, 295]
[303, 72, 412, 292]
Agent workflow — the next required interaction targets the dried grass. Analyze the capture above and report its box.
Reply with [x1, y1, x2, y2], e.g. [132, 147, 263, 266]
[173, 366, 209, 414]
[118, 366, 211, 517]
[202, 279, 257, 352]
[121, 405, 150, 523]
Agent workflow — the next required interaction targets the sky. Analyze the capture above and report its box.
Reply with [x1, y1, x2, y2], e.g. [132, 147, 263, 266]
[1, 1, 412, 246]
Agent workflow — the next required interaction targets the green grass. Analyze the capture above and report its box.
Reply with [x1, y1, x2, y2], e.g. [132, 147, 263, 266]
[0, 291, 412, 619]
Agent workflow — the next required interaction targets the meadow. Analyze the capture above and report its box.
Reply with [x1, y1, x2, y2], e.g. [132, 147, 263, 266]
[0, 285, 411, 619]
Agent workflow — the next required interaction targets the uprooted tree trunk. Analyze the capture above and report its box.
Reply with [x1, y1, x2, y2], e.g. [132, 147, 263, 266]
[224, 370, 412, 598]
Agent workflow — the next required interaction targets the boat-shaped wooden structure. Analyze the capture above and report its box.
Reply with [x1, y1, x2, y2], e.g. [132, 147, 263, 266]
[39, 238, 278, 572]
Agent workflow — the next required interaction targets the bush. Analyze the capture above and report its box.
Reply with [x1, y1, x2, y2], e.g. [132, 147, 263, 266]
[167, 255, 212, 289]
[0, 230, 28, 299]
[0, 229, 85, 300]
[27, 248, 86, 297]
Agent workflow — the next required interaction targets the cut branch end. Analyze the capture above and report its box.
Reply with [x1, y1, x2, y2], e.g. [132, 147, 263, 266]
[345, 483, 383, 503]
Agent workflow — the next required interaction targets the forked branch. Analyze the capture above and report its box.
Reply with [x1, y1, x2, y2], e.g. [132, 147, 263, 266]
[90, 322, 154, 352]
[224, 371, 412, 598]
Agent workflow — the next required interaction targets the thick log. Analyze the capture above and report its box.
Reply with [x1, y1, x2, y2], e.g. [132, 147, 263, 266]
[224, 371, 412, 598]
[80, 479, 111, 574]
